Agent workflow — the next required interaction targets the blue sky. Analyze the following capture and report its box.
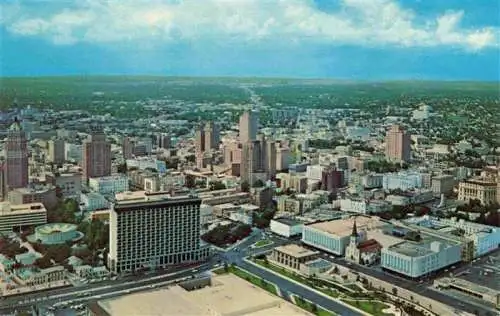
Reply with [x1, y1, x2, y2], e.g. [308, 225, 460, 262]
[1, 0, 499, 80]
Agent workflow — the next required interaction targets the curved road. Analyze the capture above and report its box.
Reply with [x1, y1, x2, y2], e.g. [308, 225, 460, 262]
[236, 259, 363, 316]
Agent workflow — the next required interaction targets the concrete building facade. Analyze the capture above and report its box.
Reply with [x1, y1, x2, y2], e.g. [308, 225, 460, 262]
[108, 191, 209, 274]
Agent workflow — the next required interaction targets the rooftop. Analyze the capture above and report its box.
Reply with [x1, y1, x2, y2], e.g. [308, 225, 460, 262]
[274, 244, 318, 258]
[307, 216, 382, 237]
[273, 217, 303, 226]
[461, 179, 497, 187]
[0, 202, 46, 215]
[114, 191, 200, 207]
[436, 277, 500, 297]
[386, 234, 459, 258]
[95, 274, 310, 316]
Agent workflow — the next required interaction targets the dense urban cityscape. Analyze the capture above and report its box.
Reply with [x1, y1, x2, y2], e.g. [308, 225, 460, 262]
[0, 77, 497, 316]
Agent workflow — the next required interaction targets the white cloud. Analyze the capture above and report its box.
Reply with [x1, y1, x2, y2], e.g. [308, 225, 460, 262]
[2, 0, 499, 50]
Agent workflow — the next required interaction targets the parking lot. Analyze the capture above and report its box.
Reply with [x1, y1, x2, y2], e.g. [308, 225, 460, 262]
[458, 252, 500, 292]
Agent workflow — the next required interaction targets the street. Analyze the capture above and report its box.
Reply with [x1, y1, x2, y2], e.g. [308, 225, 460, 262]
[316, 252, 494, 316]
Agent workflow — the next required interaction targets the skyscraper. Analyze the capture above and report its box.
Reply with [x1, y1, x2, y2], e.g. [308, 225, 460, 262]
[195, 125, 205, 154]
[47, 138, 65, 165]
[122, 137, 134, 159]
[157, 133, 171, 149]
[239, 111, 258, 143]
[82, 128, 111, 181]
[266, 140, 277, 179]
[385, 125, 411, 163]
[5, 118, 29, 190]
[108, 191, 210, 274]
[204, 122, 220, 151]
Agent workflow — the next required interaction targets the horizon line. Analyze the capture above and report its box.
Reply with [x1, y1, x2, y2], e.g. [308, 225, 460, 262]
[0, 74, 499, 84]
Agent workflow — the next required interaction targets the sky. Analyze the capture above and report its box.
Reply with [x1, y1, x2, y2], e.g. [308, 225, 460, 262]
[1, 0, 499, 80]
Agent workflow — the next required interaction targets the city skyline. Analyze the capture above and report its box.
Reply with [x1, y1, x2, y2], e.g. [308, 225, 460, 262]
[1, 0, 499, 80]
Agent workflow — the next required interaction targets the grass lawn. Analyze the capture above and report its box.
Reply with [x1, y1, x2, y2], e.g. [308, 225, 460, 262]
[344, 283, 364, 292]
[342, 299, 393, 316]
[253, 239, 274, 248]
[254, 259, 340, 298]
[293, 295, 337, 316]
[227, 265, 278, 295]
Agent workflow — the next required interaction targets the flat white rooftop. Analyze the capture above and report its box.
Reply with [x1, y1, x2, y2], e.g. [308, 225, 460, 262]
[274, 244, 318, 258]
[0, 202, 46, 215]
[308, 216, 383, 237]
[114, 191, 198, 205]
[96, 274, 311, 316]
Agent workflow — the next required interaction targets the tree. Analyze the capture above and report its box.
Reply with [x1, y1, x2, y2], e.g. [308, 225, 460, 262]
[34, 256, 52, 269]
[209, 181, 226, 191]
[241, 181, 250, 193]
[116, 163, 127, 174]
[46, 244, 71, 263]
[311, 303, 318, 313]
[392, 287, 398, 296]
[253, 179, 265, 188]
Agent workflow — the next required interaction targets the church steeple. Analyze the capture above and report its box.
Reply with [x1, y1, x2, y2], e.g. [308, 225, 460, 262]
[351, 219, 358, 237]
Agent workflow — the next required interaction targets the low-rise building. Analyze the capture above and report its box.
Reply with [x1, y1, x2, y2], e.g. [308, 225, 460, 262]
[269, 244, 319, 270]
[8, 186, 58, 210]
[302, 216, 384, 255]
[383, 171, 425, 191]
[340, 198, 391, 214]
[80, 192, 108, 211]
[14, 266, 65, 286]
[0, 255, 16, 272]
[431, 175, 455, 196]
[0, 202, 47, 235]
[269, 218, 304, 238]
[405, 216, 500, 258]
[275, 196, 299, 214]
[45, 172, 82, 201]
[362, 173, 384, 189]
[434, 278, 500, 307]
[89, 175, 129, 195]
[381, 239, 462, 279]
[458, 179, 497, 205]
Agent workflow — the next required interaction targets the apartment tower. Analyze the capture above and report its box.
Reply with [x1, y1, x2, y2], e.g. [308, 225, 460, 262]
[5, 118, 29, 190]
[385, 125, 411, 163]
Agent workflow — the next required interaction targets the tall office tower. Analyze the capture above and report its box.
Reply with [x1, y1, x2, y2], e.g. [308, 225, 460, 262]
[241, 140, 267, 185]
[266, 141, 277, 179]
[47, 138, 65, 165]
[385, 125, 411, 163]
[122, 137, 134, 159]
[195, 125, 205, 154]
[497, 166, 500, 205]
[82, 128, 111, 181]
[0, 159, 5, 201]
[257, 133, 267, 172]
[204, 122, 220, 151]
[321, 166, 344, 196]
[239, 111, 258, 143]
[5, 118, 29, 190]
[108, 191, 210, 274]
[157, 133, 171, 149]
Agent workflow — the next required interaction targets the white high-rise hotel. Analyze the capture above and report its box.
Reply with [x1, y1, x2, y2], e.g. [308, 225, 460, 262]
[108, 191, 210, 274]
